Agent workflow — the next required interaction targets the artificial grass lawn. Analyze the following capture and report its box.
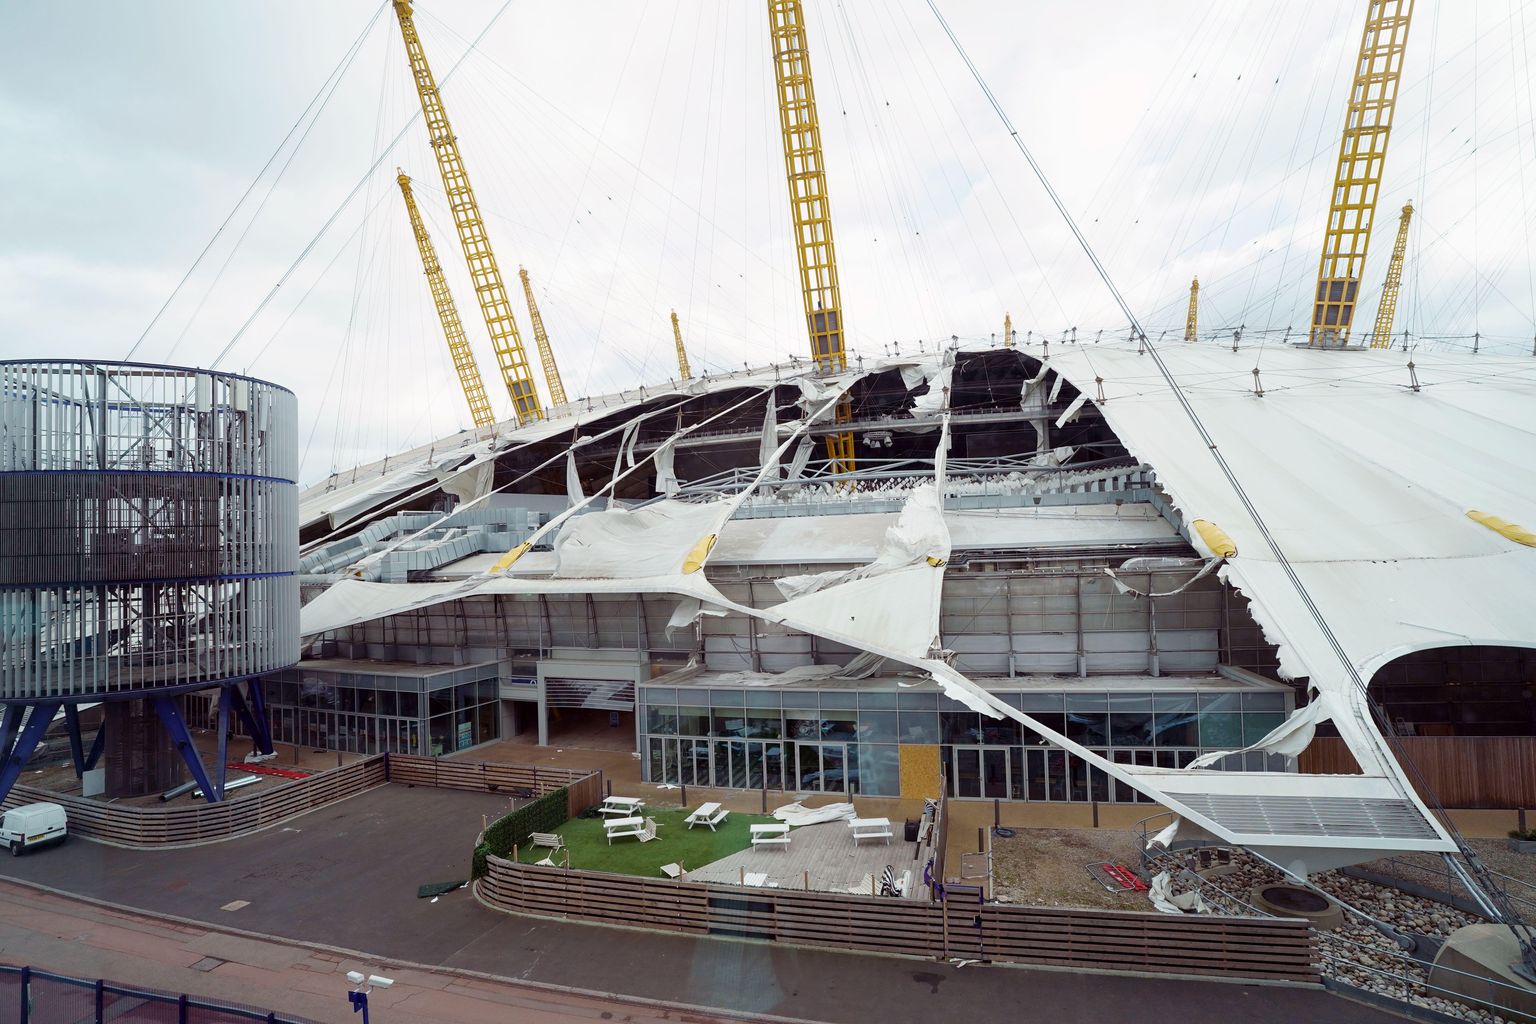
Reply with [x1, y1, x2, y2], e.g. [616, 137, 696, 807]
[514, 806, 777, 877]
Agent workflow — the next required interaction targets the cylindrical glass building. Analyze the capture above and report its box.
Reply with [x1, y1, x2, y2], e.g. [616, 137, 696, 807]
[0, 361, 297, 799]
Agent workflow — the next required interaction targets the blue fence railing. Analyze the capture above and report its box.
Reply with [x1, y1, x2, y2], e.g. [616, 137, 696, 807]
[0, 964, 320, 1024]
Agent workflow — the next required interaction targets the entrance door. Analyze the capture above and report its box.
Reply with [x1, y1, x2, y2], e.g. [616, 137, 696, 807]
[981, 748, 1009, 799]
[951, 747, 1014, 799]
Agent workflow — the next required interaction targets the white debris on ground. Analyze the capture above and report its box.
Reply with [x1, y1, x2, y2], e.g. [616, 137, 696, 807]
[1165, 852, 1512, 1024]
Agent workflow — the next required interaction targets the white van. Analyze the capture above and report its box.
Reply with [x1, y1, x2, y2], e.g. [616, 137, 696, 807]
[0, 802, 68, 856]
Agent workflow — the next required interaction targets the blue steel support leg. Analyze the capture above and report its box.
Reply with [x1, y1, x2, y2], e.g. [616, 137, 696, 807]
[0, 702, 60, 806]
[63, 704, 86, 778]
[228, 683, 273, 758]
[0, 705, 21, 765]
[246, 679, 274, 756]
[151, 697, 221, 803]
[84, 715, 107, 771]
[216, 686, 232, 797]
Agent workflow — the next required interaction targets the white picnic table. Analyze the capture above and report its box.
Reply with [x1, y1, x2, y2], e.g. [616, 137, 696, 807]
[685, 801, 727, 830]
[599, 795, 644, 816]
[848, 816, 894, 844]
[750, 822, 791, 849]
[603, 815, 645, 844]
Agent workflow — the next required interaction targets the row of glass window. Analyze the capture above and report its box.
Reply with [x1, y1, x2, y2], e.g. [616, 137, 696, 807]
[642, 734, 1292, 801]
[642, 686, 1287, 713]
[643, 705, 1285, 750]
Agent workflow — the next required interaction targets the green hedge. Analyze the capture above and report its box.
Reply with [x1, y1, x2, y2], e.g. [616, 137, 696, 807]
[472, 786, 569, 879]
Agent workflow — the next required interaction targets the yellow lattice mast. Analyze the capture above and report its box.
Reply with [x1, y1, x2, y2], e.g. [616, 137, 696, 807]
[1370, 202, 1413, 349]
[517, 267, 567, 408]
[396, 171, 496, 428]
[1184, 277, 1199, 343]
[670, 309, 692, 380]
[1003, 312, 1013, 348]
[393, 1, 542, 423]
[1309, 0, 1415, 348]
[767, 0, 855, 476]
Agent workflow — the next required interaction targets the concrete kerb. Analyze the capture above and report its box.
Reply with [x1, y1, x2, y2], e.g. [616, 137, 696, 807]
[0, 874, 828, 1024]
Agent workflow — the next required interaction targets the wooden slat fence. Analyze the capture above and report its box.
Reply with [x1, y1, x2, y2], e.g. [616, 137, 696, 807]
[0, 753, 602, 849]
[1300, 737, 1536, 809]
[0, 755, 388, 848]
[387, 754, 603, 819]
[479, 857, 1319, 983]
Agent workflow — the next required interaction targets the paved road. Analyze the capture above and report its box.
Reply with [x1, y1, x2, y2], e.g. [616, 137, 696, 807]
[0, 785, 1403, 1024]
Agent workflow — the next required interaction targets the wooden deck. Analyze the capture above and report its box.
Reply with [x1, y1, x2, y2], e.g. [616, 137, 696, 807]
[684, 819, 926, 898]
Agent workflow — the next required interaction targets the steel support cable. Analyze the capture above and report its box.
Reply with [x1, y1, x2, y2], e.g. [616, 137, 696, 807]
[207, 0, 519, 372]
[927, 0, 1536, 950]
[921, 0, 1536, 890]
[126, 1, 389, 361]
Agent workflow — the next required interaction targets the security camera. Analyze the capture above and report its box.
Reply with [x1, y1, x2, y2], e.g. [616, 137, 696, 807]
[367, 976, 395, 989]
[345, 971, 365, 985]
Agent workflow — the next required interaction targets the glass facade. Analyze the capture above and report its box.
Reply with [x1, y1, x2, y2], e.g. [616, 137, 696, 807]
[264, 662, 501, 756]
[640, 684, 1291, 800]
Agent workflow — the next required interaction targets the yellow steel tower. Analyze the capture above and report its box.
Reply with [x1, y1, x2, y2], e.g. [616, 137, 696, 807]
[393, 1, 543, 423]
[1185, 277, 1199, 343]
[396, 171, 496, 429]
[517, 267, 567, 408]
[670, 309, 692, 380]
[1309, 0, 1414, 348]
[767, 0, 855, 475]
[1003, 312, 1013, 348]
[1370, 202, 1413, 348]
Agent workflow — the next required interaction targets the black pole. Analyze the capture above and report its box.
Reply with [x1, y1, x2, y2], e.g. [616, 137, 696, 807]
[95, 979, 104, 1024]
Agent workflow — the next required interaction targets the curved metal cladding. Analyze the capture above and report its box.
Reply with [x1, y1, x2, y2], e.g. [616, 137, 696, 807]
[0, 361, 299, 701]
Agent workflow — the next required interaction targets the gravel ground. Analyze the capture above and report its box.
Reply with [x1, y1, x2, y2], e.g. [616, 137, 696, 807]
[992, 828, 1532, 1024]
[991, 828, 1152, 910]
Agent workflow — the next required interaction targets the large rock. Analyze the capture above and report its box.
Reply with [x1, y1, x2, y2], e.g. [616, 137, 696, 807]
[1430, 923, 1536, 1019]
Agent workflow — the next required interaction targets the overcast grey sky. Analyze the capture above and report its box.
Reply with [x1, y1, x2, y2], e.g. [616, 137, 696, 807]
[3, 1, 1534, 482]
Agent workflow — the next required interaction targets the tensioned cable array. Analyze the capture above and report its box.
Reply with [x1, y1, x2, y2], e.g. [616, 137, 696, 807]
[926, 0, 1536, 957]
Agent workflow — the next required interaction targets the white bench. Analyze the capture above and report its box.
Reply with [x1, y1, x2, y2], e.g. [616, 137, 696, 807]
[599, 796, 644, 817]
[849, 817, 893, 845]
[529, 832, 564, 851]
[750, 823, 791, 849]
[685, 802, 729, 831]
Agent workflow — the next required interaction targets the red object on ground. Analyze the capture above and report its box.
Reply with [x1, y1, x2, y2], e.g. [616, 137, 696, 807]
[1104, 863, 1149, 892]
[227, 763, 311, 780]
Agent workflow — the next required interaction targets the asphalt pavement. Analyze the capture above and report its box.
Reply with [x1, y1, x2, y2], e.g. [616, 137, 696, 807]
[0, 784, 1405, 1024]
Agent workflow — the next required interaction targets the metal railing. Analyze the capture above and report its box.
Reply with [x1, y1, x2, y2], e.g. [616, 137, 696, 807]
[0, 964, 320, 1024]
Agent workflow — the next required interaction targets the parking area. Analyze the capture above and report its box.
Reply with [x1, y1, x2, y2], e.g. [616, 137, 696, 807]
[0, 785, 511, 960]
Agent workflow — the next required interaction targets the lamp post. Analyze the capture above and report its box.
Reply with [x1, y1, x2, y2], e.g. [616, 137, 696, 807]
[345, 971, 394, 1023]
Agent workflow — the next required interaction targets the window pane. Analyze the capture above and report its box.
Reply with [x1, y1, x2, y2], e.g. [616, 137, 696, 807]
[820, 710, 858, 741]
[941, 712, 981, 745]
[1243, 712, 1285, 744]
[820, 692, 857, 710]
[898, 691, 939, 710]
[676, 706, 709, 736]
[746, 714, 782, 739]
[858, 743, 900, 796]
[1109, 711, 1154, 746]
[786, 715, 821, 741]
[1017, 692, 1064, 712]
[857, 710, 898, 744]
[899, 712, 939, 744]
[980, 717, 1020, 746]
[712, 708, 746, 738]
[1242, 691, 1287, 712]
[858, 691, 898, 709]
[647, 706, 678, 734]
[1153, 710, 1199, 747]
[1066, 713, 1108, 745]
[744, 690, 781, 708]
[1199, 713, 1243, 748]
[1199, 692, 1241, 712]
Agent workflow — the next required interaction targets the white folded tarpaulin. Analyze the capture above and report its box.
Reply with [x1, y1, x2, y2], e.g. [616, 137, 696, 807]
[773, 802, 856, 826]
